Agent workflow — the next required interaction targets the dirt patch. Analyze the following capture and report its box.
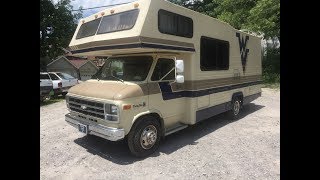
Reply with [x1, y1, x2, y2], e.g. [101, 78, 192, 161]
[40, 88, 280, 179]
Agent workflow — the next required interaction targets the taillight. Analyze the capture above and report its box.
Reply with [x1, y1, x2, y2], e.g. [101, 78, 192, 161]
[58, 82, 62, 88]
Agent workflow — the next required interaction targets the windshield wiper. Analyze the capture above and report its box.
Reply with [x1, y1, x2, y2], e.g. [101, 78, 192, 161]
[106, 75, 124, 83]
[113, 75, 124, 83]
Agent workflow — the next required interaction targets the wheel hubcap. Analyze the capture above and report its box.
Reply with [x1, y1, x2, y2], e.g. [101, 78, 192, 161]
[233, 101, 240, 115]
[140, 125, 157, 149]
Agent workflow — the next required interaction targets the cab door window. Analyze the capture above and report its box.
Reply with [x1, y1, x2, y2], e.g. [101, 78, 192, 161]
[151, 58, 175, 81]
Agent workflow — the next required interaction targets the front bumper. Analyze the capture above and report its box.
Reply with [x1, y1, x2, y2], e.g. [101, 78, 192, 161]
[65, 113, 125, 141]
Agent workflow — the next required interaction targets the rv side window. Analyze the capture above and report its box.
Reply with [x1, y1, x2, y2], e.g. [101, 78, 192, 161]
[200, 36, 229, 71]
[151, 58, 175, 81]
[158, 9, 193, 38]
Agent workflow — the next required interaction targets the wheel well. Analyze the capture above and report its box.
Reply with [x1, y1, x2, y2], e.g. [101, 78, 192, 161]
[132, 113, 165, 138]
[232, 92, 244, 105]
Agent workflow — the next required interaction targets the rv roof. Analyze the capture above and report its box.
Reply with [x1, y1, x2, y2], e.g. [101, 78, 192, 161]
[69, 0, 260, 56]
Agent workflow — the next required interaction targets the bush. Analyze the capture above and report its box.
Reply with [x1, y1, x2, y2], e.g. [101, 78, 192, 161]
[262, 47, 280, 84]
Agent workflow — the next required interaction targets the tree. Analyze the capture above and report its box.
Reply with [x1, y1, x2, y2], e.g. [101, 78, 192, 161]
[215, 0, 258, 30]
[169, 0, 279, 41]
[168, 0, 219, 17]
[40, 0, 82, 70]
[245, 0, 280, 41]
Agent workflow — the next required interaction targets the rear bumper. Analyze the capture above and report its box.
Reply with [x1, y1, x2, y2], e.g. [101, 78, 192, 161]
[40, 90, 51, 96]
[54, 87, 70, 94]
[65, 113, 125, 141]
[40, 89, 52, 101]
[40, 86, 52, 95]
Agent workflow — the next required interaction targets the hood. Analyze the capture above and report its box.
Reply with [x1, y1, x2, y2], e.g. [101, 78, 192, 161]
[68, 80, 147, 100]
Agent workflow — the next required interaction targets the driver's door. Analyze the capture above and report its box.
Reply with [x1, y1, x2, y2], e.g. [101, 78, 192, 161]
[148, 56, 186, 130]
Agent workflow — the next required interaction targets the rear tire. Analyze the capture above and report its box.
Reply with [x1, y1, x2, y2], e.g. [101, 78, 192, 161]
[127, 116, 161, 158]
[228, 97, 242, 120]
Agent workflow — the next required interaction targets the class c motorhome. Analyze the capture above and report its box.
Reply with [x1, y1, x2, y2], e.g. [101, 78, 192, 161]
[65, 0, 262, 157]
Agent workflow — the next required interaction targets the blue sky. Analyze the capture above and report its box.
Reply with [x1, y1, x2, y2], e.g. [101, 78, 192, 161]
[53, 0, 137, 18]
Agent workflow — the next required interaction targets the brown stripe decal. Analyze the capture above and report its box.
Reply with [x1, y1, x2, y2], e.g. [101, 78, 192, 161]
[139, 37, 194, 49]
[171, 75, 261, 92]
[138, 75, 262, 96]
[73, 36, 141, 50]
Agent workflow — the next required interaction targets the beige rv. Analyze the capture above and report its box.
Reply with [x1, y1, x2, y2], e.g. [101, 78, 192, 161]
[65, 0, 262, 157]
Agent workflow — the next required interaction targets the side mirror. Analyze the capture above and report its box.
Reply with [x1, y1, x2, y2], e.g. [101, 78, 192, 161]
[175, 59, 184, 83]
[175, 60, 184, 73]
[176, 75, 184, 83]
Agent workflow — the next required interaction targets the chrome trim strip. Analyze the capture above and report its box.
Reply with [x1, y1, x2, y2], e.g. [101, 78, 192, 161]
[68, 101, 104, 110]
[67, 94, 109, 104]
[165, 124, 188, 136]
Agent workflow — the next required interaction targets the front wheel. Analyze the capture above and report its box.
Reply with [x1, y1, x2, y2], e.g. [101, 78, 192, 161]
[127, 116, 161, 157]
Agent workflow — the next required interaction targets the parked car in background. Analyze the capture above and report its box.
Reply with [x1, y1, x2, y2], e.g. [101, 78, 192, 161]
[40, 72, 53, 102]
[48, 72, 79, 96]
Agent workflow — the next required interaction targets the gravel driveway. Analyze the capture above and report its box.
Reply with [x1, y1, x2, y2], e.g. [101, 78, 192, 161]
[40, 88, 280, 180]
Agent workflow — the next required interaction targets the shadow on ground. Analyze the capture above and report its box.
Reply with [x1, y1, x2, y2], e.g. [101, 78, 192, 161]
[74, 103, 264, 165]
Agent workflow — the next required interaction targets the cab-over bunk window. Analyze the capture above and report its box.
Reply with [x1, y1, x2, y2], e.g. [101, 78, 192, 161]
[97, 9, 139, 34]
[76, 18, 101, 39]
[158, 9, 193, 38]
[76, 9, 139, 39]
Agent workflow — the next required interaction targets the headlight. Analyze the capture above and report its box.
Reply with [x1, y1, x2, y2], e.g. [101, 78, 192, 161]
[104, 104, 119, 122]
[111, 105, 118, 115]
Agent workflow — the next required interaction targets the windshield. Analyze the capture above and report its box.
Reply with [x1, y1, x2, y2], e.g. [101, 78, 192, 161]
[57, 73, 75, 80]
[92, 56, 153, 82]
[49, 73, 60, 80]
[40, 74, 50, 80]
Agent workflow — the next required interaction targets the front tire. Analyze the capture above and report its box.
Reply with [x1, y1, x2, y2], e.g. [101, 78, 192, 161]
[127, 116, 161, 157]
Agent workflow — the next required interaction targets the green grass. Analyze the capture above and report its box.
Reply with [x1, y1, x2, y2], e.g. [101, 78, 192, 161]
[263, 82, 280, 89]
[40, 96, 65, 106]
[262, 72, 280, 90]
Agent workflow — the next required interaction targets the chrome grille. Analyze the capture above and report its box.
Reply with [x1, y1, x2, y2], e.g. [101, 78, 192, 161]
[68, 97, 104, 119]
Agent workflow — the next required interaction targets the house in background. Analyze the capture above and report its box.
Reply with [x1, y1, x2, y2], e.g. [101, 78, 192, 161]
[47, 56, 98, 81]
